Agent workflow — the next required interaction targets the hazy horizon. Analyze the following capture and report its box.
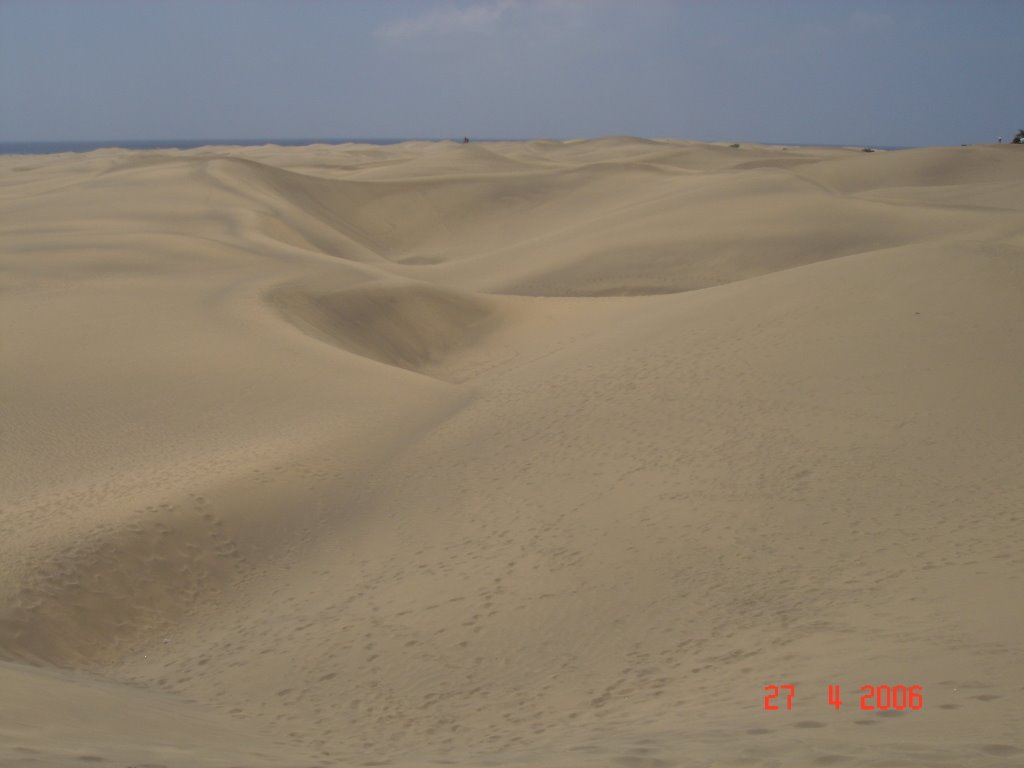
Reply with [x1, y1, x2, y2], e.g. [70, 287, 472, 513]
[2, 1, 1022, 148]
[0, 136, 921, 152]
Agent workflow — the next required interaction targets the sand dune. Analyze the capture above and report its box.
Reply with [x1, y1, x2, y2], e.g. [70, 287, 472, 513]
[2, 138, 1023, 767]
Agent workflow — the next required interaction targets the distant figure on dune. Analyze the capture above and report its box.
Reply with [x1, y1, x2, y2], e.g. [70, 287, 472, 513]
[463, 136, 469, 144]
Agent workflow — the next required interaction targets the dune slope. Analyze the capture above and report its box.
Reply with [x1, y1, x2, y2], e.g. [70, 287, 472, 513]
[2, 139, 1024, 768]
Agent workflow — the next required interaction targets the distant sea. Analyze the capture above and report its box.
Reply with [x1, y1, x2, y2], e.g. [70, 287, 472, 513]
[0, 137, 913, 156]
[0, 138, 428, 155]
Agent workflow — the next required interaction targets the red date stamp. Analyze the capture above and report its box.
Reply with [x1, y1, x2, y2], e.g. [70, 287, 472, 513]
[764, 684, 923, 711]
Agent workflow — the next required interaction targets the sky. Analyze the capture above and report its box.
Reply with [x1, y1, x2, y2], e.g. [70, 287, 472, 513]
[1, 0, 1022, 147]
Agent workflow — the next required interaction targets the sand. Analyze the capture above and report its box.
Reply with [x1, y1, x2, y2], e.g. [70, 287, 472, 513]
[2, 137, 1023, 767]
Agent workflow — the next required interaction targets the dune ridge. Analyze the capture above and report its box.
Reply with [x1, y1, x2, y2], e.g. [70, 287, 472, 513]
[2, 138, 1023, 767]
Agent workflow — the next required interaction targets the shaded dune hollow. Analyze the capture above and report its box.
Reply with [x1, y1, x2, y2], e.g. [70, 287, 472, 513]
[0, 502, 242, 669]
[267, 282, 500, 376]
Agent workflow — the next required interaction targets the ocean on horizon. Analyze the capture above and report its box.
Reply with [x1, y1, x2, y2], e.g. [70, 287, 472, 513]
[0, 137, 914, 156]
[0, 138, 437, 156]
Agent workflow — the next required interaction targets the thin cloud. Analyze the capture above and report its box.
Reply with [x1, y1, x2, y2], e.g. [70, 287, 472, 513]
[377, 1, 516, 41]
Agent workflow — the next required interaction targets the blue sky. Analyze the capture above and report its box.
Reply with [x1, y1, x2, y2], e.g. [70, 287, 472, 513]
[1, 0, 1022, 146]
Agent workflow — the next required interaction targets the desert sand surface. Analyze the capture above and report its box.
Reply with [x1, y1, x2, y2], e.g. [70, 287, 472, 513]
[2, 137, 1024, 768]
